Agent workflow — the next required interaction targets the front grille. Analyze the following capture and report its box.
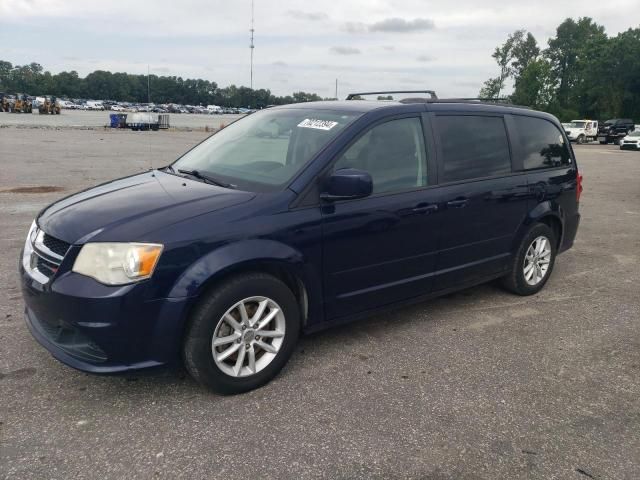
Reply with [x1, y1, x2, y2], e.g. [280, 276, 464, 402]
[42, 233, 70, 257]
[31, 313, 108, 363]
[36, 255, 59, 278]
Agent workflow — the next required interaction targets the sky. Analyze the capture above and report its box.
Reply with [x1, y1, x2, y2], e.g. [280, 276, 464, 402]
[1, 0, 639, 99]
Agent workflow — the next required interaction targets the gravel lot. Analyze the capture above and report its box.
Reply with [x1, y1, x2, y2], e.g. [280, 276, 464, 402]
[0, 109, 243, 130]
[1, 127, 639, 479]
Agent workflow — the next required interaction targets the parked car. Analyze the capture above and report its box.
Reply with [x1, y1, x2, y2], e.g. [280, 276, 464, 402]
[619, 130, 640, 150]
[564, 119, 598, 144]
[20, 94, 582, 394]
[84, 101, 105, 111]
[111, 105, 126, 112]
[597, 118, 635, 144]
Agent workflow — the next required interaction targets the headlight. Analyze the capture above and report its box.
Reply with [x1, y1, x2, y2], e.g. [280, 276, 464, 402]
[72, 243, 163, 285]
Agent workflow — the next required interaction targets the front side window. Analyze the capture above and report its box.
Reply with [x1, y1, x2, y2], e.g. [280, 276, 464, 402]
[334, 117, 427, 194]
[172, 108, 360, 192]
[513, 115, 571, 170]
[435, 115, 511, 182]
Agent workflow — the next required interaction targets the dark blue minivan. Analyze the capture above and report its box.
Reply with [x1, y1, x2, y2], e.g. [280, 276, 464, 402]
[20, 94, 582, 393]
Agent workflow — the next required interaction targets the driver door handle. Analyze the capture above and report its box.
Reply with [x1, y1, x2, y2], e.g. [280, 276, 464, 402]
[412, 204, 439, 214]
[446, 199, 468, 208]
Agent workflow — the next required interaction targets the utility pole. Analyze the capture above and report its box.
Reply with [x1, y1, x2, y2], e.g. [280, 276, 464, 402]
[335, 78, 338, 100]
[250, 0, 255, 90]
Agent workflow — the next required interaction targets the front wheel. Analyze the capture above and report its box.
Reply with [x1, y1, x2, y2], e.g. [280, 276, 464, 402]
[183, 272, 300, 394]
[577, 134, 585, 144]
[501, 223, 557, 296]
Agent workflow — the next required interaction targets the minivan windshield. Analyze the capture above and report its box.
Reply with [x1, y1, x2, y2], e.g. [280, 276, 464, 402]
[171, 108, 360, 192]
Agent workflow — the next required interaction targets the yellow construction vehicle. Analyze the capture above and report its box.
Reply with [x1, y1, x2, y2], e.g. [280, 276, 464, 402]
[9, 93, 32, 113]
[39, 96, 61, 114]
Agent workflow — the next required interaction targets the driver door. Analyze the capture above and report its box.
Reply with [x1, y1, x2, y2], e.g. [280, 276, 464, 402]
[321, 115, 442, 319]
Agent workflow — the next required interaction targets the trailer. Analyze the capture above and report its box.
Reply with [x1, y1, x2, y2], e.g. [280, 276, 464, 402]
[125, 113, 169, 131]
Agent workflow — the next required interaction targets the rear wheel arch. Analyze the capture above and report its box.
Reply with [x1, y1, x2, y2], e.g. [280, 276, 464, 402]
[537, 215, 563, 250]
[513, 206, 563, 254]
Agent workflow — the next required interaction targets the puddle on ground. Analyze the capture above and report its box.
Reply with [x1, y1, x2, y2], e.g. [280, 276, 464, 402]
[0, 186, 65, 194]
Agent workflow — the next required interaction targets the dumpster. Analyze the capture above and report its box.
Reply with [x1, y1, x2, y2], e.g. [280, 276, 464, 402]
[109, 113, 127, 128]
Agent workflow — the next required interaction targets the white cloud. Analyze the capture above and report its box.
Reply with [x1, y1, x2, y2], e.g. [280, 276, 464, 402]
[369, 18, 435, 33]
[0, 0, 638, 99]
[329, 46, 362, 55]
[286, 10, 329, 21]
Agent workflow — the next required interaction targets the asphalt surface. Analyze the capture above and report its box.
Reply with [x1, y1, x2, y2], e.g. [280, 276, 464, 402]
[1, 128, 639, 479]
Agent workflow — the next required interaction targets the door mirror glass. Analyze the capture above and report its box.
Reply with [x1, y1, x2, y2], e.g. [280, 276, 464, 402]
[321, 168, 373, 200]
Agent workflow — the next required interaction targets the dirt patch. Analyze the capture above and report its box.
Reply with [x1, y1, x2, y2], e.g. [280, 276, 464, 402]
[0, 186, 65, 194]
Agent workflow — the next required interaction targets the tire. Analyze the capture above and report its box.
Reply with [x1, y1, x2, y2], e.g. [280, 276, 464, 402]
[183, 272, 300, 394]
[501, 223, 557, 296]
[577, 135, 585, 144]
[599, 140, 607, 145]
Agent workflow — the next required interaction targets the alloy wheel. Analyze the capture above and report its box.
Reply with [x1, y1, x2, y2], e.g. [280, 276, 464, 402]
[523, 236, 552, 286]
[211, 296, 286, 378]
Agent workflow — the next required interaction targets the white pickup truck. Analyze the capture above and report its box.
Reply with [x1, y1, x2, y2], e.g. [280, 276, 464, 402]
[563, 120, 598, 144]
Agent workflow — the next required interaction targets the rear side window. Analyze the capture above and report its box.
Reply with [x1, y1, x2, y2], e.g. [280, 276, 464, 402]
[435, 115, 511, 182]
[513, 116, 571, 170]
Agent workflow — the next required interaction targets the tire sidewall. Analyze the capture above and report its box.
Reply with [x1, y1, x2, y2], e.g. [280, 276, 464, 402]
[183, 274, 300, 394]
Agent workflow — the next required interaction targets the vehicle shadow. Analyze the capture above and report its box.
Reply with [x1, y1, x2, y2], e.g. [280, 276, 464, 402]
[76, 281, 508, 399]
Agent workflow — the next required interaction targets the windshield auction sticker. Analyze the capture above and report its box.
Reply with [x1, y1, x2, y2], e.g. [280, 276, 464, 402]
[297, 119, 339, 130]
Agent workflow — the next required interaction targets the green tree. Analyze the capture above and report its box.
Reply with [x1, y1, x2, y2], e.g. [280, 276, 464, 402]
[511, 59, 555, 110]
[479, 29, 538, 99]
[546, 17, 607, 108]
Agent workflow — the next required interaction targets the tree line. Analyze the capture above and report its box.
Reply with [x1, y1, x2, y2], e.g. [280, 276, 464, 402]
[0, 61, 325, 108]
[479, 18, 640, 121]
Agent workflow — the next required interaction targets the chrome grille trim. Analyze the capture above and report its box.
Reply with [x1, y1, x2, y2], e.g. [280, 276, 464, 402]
[34, 230, 64, 262]
[23, 223, 66, 284]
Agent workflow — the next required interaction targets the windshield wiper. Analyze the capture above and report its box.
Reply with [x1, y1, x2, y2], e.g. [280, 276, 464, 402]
[177, 169, 235, 189]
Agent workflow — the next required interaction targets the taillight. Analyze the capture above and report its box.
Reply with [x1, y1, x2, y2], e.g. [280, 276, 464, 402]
[576, 171, 583, 202]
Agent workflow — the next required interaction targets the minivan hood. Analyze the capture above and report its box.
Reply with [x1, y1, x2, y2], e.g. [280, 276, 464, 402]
[37, 170, 255, 243]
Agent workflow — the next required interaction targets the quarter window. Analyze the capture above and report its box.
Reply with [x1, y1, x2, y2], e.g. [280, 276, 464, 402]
[334, 117, 427, 194]
[435, 115, 511, 182]
[513, 116, 571, 170]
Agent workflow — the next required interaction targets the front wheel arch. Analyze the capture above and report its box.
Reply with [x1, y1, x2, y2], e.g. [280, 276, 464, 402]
[188, 261, 310, 329]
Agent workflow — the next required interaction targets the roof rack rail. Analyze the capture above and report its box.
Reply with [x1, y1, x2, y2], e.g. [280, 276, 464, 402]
[422, 97, 532, 109]
[346, 90, 438, 100]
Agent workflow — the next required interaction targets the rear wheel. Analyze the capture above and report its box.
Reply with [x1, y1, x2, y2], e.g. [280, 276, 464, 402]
[183, 272, 300, 394]
[501, 223, 556, 296]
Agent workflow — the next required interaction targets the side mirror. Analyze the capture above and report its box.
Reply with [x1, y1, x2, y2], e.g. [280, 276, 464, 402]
[321, 168, 373, 201]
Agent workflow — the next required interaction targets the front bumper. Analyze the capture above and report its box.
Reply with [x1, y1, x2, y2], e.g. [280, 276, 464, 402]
[21, 262, 191, 373]
[620, 143, 640, 150]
